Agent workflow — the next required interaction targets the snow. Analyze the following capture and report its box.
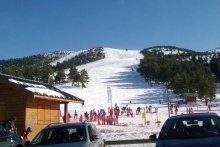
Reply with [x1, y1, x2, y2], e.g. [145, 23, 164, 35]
[8, 79, 65, 98]
[26, 87, 65, 98]
[148, 47, 186, 55]
[50, 50, 86, 66]
[55, 48, 220, 146]
[8, 79, 46, 88]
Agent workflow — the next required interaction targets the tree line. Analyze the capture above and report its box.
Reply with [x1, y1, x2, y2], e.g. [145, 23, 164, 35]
[139, 47, 218, 101]
[0, 47, 105, 88]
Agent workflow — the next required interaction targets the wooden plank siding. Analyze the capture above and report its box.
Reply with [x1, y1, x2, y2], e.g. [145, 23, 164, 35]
[0, 102, 6, 122]
[0, 84, 61, 140]
[0, 85, 25, 136]
[25, 98, 60, 140]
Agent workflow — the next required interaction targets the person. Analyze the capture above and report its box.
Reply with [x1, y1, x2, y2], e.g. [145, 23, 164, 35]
[149, 105, 152, 113]
[74, 110, 78, 119]
[79, 114, 83, 122]
[3, 116, 17, 134]
[84, 112, 89, 121]
[63, 112, 72, 122]
[22, 127, 32, 143]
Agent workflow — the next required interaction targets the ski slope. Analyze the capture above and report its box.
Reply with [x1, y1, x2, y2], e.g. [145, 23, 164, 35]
[56, 48, 167, 112]
[55, 48, 220, 144]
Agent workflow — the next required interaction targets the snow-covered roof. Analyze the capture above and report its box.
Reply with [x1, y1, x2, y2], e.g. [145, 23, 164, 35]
[0, 73, 84, 103]
[26, 87, 65, 98]
[9, 79, 46, 88]
[8, 78, 65, 98]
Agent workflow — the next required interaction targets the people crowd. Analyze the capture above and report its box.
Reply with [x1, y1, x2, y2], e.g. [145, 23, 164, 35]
[61, 100, 215, 126]
[62, 104, 162, 126]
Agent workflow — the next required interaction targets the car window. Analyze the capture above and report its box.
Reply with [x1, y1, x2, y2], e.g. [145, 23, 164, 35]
[0, 125, 5, 133]
[31, 126, 87, 145]
[0, 125, 9, 137]
[88, 124, 100, 141]
[160, 116, 220, 139]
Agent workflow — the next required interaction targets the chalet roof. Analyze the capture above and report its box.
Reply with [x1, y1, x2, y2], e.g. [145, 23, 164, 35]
[0, 73, 84, 104]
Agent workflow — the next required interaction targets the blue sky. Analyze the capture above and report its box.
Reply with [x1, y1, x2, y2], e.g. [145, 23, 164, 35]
[1, 0, 220, 59]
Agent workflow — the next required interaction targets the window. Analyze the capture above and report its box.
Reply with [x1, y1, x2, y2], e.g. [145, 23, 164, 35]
[31, 126, 86, 145]
[37, 102, 51, 124]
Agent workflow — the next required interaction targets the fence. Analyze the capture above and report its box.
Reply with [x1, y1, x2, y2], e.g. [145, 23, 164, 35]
[104, 139, 156, 147]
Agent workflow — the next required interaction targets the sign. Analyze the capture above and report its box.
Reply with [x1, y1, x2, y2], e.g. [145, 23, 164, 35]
[107, 86, 112, 104]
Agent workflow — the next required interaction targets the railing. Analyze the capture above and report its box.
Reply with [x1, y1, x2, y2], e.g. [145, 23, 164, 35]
[104, 139, 156, 146]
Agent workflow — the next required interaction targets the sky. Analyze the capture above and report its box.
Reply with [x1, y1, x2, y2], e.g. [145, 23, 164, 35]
[1, 0, 220, 59]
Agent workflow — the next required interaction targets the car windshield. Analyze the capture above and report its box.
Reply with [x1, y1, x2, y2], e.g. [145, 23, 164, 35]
[159, 116, 220, 139]
[31, 125, 87, 145]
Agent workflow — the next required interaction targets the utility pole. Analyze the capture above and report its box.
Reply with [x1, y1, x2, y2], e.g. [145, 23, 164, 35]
[167, 89, 170, 118]
[164, 82, 170, 118]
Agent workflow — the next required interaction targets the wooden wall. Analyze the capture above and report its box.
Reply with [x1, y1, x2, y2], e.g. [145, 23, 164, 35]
[0, 84, 61, 140]
[25, 98, 60, 140]
[186, 96, 197, 102]
[0, 84, 25, 136]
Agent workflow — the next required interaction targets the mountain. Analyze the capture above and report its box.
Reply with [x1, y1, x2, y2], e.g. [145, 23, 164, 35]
[141, 45, 220, 64]
[1, 46, 220, 105]
[1, 46, 219, 69]
[142, 45, 220, 55]
[56, 48, 168, 112]
[0, 47, 105, 84]
[207, 47, 220, 53]
[141, 45, 197, 55]
[53, 48, 220, 142]
[54, 47, 220, 110]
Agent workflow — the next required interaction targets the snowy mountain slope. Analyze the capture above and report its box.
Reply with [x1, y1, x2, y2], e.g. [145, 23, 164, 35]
[148, 47, 188, 55]
[54, 47, 220, 143]
[50, 50, 86, 66]
[207, 47, 220, 53]
[56, 48, 167, 112]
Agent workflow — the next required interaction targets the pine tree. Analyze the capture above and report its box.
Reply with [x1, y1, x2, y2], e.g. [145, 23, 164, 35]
[55, 68, 66, 83]
[41, 65, 53, 83]
[68, 65, 80, 86]
[80, 69, 89, 88]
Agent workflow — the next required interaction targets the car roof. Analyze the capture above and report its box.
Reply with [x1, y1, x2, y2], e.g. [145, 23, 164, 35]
[44, 122, 92, 129]
[167, 112, 219, 121]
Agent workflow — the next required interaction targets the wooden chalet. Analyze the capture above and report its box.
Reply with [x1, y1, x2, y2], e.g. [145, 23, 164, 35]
[0, 73, 84, 139]
[182, 92, 198, 102]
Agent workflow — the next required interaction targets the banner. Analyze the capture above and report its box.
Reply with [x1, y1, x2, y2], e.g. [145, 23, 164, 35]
[107, 86, 112, 104]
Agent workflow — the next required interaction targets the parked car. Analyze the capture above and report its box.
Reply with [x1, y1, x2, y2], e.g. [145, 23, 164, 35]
[150, 113, 220, 147]
[25, 122, 104, 147]
[0, 124, 24, 147]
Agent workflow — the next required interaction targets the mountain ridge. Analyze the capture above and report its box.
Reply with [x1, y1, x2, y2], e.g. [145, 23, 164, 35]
[1, 45, 220, 61]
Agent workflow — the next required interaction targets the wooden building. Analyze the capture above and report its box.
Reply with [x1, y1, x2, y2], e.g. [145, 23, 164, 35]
[182, 93, 198, 102]
[0, 73, 84, 139]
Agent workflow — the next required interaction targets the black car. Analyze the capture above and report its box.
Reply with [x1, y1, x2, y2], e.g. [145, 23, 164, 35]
[150, 113, 220, 147]
[0, 125, 24, 147]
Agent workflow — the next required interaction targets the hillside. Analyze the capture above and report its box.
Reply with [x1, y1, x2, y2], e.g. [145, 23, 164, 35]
[54, 48, 220, 142]
[1, 46, 220, 109]
[55, 48, 168, 112]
